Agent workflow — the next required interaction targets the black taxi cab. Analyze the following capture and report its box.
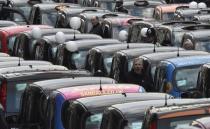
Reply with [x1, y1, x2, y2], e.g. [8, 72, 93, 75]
[110, 47, 184, 83]
[141, 103, 210, 129]
[63, 93, 171, 129]
[55, 39, 121, 69]
[19, 77, 115, 129]
[100, 98, 210, 129]
[29, 3, 79, 26]
[137, 50, 208, 91]
[86, 43, 154, 77]
[13, 28, 79, 60]
[33, 33, 101, 62]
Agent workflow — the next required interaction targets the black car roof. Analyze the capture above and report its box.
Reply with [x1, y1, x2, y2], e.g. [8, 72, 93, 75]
[42, 34, 102, 43]
[65, 39, 122, 50]
[116, 47, 185, 59]
[33, 3, 74, 11]
[0, 60, 52, 68]
[0, 57, 24, 61]
[0, 70, 90, 81]
[75, 93, 172, 111]
[184, 29, 210, 40]
[31, 77, 115, 90]
[92, 43, 154, 53]
[0, 65, 68, 74]
[140, 50, 209, 63]
[111, 98, 210, 118]
[23, 28, 80, 37]
[0, 20, 17, 27]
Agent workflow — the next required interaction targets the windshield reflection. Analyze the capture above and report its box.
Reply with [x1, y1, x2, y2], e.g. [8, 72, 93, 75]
[175, 67, 200, 91]
[71, 50, 88, 69]
[195, 42, 210, 52]
[42, 12, 58, 26]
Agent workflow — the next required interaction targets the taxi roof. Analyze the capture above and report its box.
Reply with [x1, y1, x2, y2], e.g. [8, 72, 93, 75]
[57, 84, 145, 100]
[31, 77, 115, 90]
[33, 3, 76, 11]
[0, 65, 68, 74]
[140, 50, 208, 63]
[156, 4, 188, 13]
[165, 55, 210, 68]
[42, 34, 102, 43]
[116, 47, 184, 59]
[104, 17, 139, 26]
[0, 25, 51, 35]
[184, 29, 210, 40]
[0, 57, 24, 62]
[0, 70, 90, 81]
[111, 99, 210, 118]
[0, 20, 17, 27]
[92, 43, 154, 53]
[0, 60, 52, 69]
[65, 39, 122, 50]
[74, 93, 171, 111]
[23, 28, 80, 37]
[150, 103, 210, 119]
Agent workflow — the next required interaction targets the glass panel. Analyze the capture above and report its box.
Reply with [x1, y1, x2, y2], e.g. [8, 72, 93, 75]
[104, 55, 113, 74]
[7, 35, 16, 54]
[6, 83, 28, 113]
[71, 50, 88, 69]
[175, 67, 200, 91]
[195, 42, 210, 52]
[162, 13, 175, 21]
[85, 113, 102, 129]
[112, 26, 128, 39]
[158, 115, 204, 129]
[42, 12, 58, 26]
[127, 7, 154, 18]
[17, 5, 31, 19]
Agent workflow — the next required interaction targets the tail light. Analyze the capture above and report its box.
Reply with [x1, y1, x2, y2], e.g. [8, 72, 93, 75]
[149, 121, 157, 129]
[0, 81, 7, 109]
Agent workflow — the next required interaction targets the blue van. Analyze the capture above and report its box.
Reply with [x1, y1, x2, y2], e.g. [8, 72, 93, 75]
[154, 55, 210, 98]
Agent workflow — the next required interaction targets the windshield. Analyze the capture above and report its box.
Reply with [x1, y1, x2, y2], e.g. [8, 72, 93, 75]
[7, 82, 28, 113]
[103, 55, 113, 75]
[173, 32, 185, 46]
[71, 50, 88, 69]
[100, 2, 115, 11]
[112, 26, 128, 39]
[127, 6, 154, 18]
[16, 5, 31, 19]
[175, 66, 200, 91]
[128, 59, 133, 72]
[195, 41, 210, 52]
[85, 113, 103, 129]
[162, 13, 175, 21]
[124, 116, 143, 129]
[8, 35, 16, 55]
[42, 12, 58, 26]
[157, 115, 204, 129]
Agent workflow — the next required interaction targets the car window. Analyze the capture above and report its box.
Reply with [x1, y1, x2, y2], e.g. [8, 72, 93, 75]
[85, 113, 102, 129]
[42, 12, 58, 26]
[7, 35, 17, 55]
[104, 55, 113, 75]
[6, 82, 28, 113]
[175, 66, 200, 91]
[71, 50, 88, 69]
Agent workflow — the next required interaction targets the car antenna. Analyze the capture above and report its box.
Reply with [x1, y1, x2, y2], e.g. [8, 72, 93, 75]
[127, 43, 129, 49]
[177, 44, 180, 57]
[18, 49, 21, 66]
[99, 79, 102, 91]
[122, 92, 127, 97]
[29, 65, 32, 68]
[164, 94, 168, 106]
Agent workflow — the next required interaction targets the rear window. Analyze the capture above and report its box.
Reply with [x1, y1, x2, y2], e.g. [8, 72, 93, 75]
[6, 82, 28, 113]
[157, 115, 205, 129]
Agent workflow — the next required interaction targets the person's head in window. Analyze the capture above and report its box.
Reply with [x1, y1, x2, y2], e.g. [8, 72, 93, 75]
[91, 16, 100, 26]
[183, 39, 194, 50]
[132, 58, 144, 75]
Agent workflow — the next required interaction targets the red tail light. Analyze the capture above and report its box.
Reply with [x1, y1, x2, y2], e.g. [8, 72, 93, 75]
[150, 121, 157, 129]
[0, 81, 7, 109]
